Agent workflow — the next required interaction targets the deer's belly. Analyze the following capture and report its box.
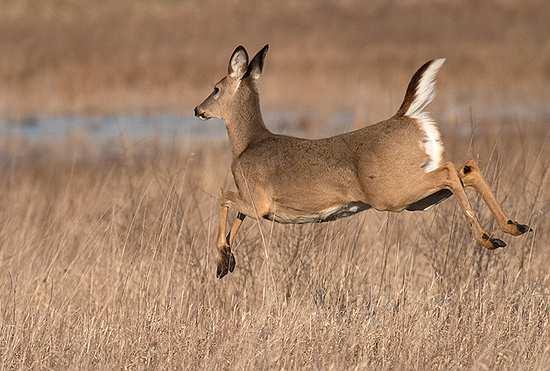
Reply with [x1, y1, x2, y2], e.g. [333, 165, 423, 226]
[264, 201, 371, 224]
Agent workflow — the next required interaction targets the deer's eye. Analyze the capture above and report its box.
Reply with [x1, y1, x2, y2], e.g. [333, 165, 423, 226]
[213, 87, 220, 99]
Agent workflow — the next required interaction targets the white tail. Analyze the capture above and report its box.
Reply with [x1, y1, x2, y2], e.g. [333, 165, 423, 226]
[402, 58, 446, 117]
[396, 58, 446, 172]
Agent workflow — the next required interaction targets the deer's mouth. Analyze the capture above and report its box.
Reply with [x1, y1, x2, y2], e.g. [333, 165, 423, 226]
[194, 107, 211, 121]
[197, 112, 210, 120]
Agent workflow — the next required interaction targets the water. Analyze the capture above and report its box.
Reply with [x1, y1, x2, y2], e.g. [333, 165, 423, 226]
[0, 111, 357, 143]
[0, 114, 225, 142]
[1, 105, 548, 143]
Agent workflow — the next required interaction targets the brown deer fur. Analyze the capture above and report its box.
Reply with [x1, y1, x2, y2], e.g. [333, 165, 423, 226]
[194, 45, 530, 279]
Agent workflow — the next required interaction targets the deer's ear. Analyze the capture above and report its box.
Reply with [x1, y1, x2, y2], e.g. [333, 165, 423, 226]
[228, 46, 249, 79]
[245, 44, 269, 80]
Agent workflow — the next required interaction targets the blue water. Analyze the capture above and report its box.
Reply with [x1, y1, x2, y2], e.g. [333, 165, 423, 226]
[1, 106, 548, 143]
[0, 111, 358, 142]
[0, 114, 225, 142]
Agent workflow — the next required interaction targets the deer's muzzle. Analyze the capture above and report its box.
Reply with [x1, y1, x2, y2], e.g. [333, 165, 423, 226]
[194, 106, 210, 120]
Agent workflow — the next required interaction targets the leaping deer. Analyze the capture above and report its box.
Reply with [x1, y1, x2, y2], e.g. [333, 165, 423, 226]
[194, 44, 531, 279]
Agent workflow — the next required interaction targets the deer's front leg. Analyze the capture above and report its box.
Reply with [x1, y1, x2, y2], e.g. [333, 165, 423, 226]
[227, 212, 246, 246]
[216, 190, 236, 279]
[216, 190, 254, 279]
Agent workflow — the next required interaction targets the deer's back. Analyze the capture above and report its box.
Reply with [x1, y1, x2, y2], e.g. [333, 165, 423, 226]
[231, 116, 432, 214]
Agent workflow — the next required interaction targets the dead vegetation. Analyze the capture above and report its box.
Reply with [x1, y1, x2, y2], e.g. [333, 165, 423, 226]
[0, 124, 548, 369]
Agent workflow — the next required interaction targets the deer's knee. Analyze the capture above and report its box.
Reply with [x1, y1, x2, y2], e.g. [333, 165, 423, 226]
[438, 162, 462, 189]
[458, 160, 482, 186]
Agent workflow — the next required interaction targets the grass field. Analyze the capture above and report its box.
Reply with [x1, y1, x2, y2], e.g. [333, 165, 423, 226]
[0, 123, 549, 368]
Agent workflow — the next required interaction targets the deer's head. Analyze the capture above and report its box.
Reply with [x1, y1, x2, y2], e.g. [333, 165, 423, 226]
[194, 45, 268, 121]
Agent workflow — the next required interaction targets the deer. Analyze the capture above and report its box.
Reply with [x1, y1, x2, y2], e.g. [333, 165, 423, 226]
[194, 44, 531, 279]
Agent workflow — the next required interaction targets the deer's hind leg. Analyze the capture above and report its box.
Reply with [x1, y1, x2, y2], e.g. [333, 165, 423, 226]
[431, 162, 506, 249]
[458, 160, 531, 236]
[375, 162, 506, 250]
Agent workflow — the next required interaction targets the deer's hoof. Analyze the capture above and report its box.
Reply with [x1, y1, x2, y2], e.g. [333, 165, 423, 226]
[228, 252, 236, 272]
[216, 248, 235, 279]
[506, 220, 532, 236]
[490, 237, 507, 249]
[481, 233, 507, 250]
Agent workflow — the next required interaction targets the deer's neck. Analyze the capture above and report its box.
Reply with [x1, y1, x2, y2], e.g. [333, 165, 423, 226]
[225, 94, 271, 157]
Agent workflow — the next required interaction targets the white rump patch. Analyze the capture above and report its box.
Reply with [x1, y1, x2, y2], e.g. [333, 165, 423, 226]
[415, 112, 443, 172]
[405, 58, 446, 172]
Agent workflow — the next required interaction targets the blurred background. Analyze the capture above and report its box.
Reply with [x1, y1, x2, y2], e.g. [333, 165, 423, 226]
[1, 0, 549, 142]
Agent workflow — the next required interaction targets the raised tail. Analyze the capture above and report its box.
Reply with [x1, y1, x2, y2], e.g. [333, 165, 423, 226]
[395, 58, 446, 118]
[395, 58, 446, 172]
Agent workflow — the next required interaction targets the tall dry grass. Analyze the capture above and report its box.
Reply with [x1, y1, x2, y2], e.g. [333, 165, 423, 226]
[0, 121, 548, 369]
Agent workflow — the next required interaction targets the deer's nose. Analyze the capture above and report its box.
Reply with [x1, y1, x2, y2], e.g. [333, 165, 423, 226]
[193, 107, 199, 117]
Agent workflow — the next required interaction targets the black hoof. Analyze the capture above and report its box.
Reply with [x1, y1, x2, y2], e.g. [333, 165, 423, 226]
[216, 263, 228, 279]
[228, 252, 236, 273]
[482, 233, 507, 249]
[216, 249, 235, 279]
[507, 220, 532, 235]
[517, 223, 531, 234]
[490, 237, 507, 249]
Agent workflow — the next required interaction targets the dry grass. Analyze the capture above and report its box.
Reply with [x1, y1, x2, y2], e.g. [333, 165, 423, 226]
[1, 0, 549, 117]
[0, 122, 549, 369]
